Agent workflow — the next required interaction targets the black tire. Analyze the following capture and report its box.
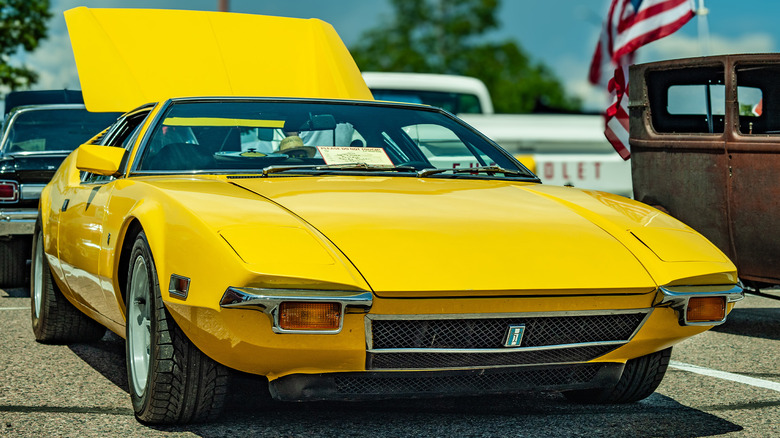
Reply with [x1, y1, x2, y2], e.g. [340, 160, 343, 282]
[30, 227, 106, 343]
[0, 235, 31, 288]
[125, 231, 229, 424]
[565, 347, 672, 404]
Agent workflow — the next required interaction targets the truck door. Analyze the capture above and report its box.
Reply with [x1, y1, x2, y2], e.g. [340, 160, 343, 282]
[631, 54, 780, 286]
[726, 62, 780, 284]
[630, 61, 732, 257]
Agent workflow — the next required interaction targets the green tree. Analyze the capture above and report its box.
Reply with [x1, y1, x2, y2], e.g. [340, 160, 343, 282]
[350, 0, 580, 113]
[0, 0, 51, 90]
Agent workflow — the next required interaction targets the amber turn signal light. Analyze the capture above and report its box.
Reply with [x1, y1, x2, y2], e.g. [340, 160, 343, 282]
[279, 302, 341, 330]
[687, 296, 726, 322]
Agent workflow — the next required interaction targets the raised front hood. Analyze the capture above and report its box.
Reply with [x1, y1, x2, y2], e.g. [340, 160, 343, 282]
[230, 177, 659, 296]
[64, 7, 373, 112]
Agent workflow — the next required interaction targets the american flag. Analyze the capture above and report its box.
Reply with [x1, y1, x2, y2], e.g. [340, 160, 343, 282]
[589, 0, 696, 159]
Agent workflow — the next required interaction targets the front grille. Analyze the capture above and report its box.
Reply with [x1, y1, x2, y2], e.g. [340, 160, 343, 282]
[370, 312, 647, 350]
[368, 345, 617, 370]
[366, 312, 648, 370]
[334, 364, 602, 396]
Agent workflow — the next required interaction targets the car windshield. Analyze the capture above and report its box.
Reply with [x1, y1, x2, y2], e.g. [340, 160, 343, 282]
[2, 108, 120, 154]
[135, 100, 532, 178]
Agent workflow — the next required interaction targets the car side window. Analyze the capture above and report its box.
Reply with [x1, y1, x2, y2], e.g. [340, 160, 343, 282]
[81, 110, 150, 184]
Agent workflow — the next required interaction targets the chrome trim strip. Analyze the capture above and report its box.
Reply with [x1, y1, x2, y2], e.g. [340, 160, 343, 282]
[365, 359, 612, 372]
[0, 208, 37, 236]
[654, 284, 744, 326]
[220, 287, 372, 334]
[365, 308, 653, 321]
[628, 310, 653, 341]
[368, 340, 628, 355]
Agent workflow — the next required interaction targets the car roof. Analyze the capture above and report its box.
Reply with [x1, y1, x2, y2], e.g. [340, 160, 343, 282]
[65, 7, 373, 113]
[4, 90, 84, 116]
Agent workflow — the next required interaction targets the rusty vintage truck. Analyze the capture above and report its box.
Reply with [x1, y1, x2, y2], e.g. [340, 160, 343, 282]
[630, 54, 779, 293]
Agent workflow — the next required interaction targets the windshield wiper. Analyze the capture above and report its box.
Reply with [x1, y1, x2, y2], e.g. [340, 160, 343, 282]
[416, 165, 530, 178]
[262, 163, 417, 176]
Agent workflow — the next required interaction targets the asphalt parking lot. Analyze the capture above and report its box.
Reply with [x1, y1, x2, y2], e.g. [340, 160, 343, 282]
[1, 286, 778, 437]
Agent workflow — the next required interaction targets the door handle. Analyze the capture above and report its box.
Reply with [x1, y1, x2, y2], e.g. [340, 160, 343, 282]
[61, 199, 69, 212]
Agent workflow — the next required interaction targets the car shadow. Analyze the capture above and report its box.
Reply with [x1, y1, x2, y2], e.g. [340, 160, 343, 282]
[68, 334, 742, 437]
[712, 306, 780, 341]
[1, 287, 30, 298]
[68, 331, 129, 392]
[166, 391, 742, 437]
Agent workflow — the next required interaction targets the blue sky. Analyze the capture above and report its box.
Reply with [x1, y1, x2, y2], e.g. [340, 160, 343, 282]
[10, 0, 778, 111]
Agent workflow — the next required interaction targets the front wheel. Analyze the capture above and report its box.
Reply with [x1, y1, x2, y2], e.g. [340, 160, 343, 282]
[565, 348, 672, 404]
[125, 231, 229, 424]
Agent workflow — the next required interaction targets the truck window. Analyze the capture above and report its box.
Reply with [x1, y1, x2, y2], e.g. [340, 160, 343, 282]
[735, 64, 779, 134]
[667, 84, 725, 116]
[647, 66, 725, 134]
[371, 89, 483, 114]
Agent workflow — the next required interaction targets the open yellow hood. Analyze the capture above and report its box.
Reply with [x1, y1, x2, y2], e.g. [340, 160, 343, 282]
[64, 7, 373, 112]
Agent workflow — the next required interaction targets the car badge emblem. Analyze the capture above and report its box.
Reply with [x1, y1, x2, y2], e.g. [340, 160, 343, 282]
[504, 324, 525, 347]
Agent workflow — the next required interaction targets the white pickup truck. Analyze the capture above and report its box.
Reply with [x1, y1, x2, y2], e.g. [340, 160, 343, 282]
[363, 72, 633, 198]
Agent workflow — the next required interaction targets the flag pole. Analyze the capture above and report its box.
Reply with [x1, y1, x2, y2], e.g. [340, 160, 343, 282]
[697, 0, 711, 56]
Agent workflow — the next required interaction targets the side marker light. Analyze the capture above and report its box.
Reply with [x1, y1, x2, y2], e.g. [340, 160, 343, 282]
[279, 302, 341, 330]
[169, 274, 191, 299]
[687, 296, 726, 322]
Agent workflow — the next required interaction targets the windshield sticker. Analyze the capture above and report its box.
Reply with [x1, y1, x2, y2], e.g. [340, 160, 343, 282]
[317, 146, 394, 166]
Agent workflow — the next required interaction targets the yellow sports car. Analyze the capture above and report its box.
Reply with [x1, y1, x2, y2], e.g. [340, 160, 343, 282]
[32, 8, 742, 424]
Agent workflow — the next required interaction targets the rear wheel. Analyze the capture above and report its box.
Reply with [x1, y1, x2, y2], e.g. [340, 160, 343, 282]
[126, 231, 229, 424]
[565, 348, 672, 404]
[0, 235, 31, 288]
[30, 227, 106, 343]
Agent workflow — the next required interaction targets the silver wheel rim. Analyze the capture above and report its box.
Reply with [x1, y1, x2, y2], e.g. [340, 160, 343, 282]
[33, 231, 44, 319]
[127, 255, 152, 397]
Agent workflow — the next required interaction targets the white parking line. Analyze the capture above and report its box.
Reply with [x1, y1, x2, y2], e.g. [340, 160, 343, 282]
[670, 360, 780, 393]
[0, 307, 28, 311]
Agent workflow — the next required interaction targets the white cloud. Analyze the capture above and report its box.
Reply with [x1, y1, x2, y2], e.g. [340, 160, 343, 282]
[562, 32, 776, 113]
[638, 32, 776, 63]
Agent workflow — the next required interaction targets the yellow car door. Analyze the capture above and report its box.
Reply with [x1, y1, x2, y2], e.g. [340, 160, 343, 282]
[57, 174, 115, 318]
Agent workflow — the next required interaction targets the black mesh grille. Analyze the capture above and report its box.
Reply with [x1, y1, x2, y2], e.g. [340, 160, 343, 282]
[334, 364, 601, 395]
[368, 345, 617, 370]
[371, 313, 646, 350]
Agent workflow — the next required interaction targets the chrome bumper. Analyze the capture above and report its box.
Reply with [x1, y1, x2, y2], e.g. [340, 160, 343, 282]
[220, 287, 373, 334]
[653, 284, 744, 326]
[0, 209, 37, 236]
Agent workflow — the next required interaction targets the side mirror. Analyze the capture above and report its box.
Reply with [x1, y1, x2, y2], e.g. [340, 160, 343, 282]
[76, 144, 126, 176]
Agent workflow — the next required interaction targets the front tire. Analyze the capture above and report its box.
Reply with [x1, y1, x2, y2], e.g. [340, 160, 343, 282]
[30, 227, 106, 343]
[126, 231, 229, 424]
[565, 348, 672, 404]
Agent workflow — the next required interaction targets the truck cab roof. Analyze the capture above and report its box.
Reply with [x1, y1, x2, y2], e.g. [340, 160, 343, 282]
[362, 72, 494, 114]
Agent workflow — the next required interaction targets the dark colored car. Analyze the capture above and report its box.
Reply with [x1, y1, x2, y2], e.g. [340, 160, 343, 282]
[0, 90, 120, 287]
[630, 54, 780, 292]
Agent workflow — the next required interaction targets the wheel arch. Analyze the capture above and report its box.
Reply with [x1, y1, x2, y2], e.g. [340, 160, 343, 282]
[116, 218, 144, 311]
